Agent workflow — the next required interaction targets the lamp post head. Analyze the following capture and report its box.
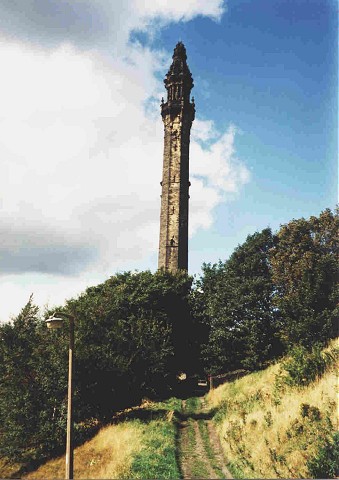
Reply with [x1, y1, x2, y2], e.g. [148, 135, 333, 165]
[46, 316, 64, 329]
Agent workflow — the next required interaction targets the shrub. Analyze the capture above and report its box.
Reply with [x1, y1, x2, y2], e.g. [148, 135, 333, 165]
[279, 344, 337, 387]
[307, 432, 339, 479]
[263, 410, 273, 427]
[300, 403, 321, 421]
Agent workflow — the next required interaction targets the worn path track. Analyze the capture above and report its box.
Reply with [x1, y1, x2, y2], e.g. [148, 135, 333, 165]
[177, 399, 233, 479]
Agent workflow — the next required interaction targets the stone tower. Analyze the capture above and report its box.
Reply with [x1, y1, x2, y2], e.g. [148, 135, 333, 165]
[158, 42, 195, 272]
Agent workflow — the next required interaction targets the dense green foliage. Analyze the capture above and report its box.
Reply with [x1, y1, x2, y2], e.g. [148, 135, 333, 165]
[197, 228, 280, 373]
[65, 269, 194, 419]
[307, 432, 339, 479]
[270, 208, 338, 348]
[278, 344, 338, 387]
[0, 297, 68, 463]
[197, 208, 338, 374]
[0, 271, 193, 464]
[0, 207, 337, 468]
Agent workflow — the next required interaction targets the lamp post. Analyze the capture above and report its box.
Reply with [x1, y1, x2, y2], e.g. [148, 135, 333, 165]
[46, 312, 75, 480]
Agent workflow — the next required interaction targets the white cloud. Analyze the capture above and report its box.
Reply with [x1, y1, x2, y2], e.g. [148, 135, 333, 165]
[191, 124, 250, 193]
[0, 0, 251, 322]
[191, 118, 218, 143]
[0, 39, 248, 319]
[0, 42, 163, 273]
[0, 274, 96, 322]
[0, 0, 225, 50]
[133, 0, 225, 23]
[190, 123, 250, 236]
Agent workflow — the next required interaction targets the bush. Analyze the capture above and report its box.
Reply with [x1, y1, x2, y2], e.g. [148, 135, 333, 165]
[279, 344, 337, 387]
[300, 403, 321, 421]
[307, 432, 339, 479]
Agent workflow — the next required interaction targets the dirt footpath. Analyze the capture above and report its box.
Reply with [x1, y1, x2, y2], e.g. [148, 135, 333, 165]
[177, 399, 233, 479]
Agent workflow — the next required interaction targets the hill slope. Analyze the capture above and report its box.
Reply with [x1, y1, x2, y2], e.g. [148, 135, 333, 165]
[5, 339, 337, 479]
[206, 338, 338, 478]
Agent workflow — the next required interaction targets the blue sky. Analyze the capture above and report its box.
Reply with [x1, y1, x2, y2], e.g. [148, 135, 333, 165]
[153, 0, 338, 265]
[0, 0, 337, 321]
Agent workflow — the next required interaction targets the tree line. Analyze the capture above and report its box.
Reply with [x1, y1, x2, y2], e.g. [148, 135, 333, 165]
[0, 208, 337, 465]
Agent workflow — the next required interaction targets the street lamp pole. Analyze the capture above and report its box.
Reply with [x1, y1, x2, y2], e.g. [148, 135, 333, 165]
[65, 314, 74, 480]
[46, 312, 75, 480]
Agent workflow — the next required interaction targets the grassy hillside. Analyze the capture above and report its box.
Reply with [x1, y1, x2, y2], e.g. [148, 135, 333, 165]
[1, 339, 337, 479]
[24, 422, 142, 479]
[22, 400, 181, 479]
[206, 338, 338, 478]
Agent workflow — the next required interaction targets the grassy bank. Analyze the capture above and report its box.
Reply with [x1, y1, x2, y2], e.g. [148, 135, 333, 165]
[206, 338, 338, 478]
[2, 341, 337, 479]
[21, 398, 182, 479]
[23, 422, 142, 479]
[128, 398, 182, 479]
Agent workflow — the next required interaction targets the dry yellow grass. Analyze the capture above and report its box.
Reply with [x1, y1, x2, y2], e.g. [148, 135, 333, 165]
[207, 338, 339, 478]
[23, 421, 143, 479]
[0, 457, 22, 479]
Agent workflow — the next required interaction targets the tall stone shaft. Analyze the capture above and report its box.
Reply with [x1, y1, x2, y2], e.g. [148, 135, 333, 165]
[158, 42, 195, 272]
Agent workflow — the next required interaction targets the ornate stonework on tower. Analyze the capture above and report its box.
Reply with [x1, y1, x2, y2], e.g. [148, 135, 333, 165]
[158, 42, 195, 272]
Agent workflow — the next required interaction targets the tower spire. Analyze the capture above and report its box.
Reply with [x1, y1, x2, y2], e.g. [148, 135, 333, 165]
[158, 43, 195, 272]
[161, 42, 194, 114]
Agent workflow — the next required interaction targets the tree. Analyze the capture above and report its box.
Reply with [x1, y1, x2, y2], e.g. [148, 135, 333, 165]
[59, 269, 194, 418]
[0, 270, 194, 465]
[0, 296, 68, 463]
[197, 228, 280, 374]
[270, 208, 338, 348]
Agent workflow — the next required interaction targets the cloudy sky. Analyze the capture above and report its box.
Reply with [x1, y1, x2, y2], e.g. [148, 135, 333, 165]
[0, 0, 337, 321]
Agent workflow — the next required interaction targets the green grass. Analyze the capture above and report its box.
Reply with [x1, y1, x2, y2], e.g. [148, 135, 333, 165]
[185, 420, 209, 479]
[182, 400, 209, 477]
[190, 457, 210, 478]
[184, 396, 201, 414]
[198, 420, 224, 478]
[149, 397, 183, 414]
[129, 419, 180, 479]
[186, 419, 196, 451]
[130, 395, 183, 478]
[227, 461, 245, 479]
